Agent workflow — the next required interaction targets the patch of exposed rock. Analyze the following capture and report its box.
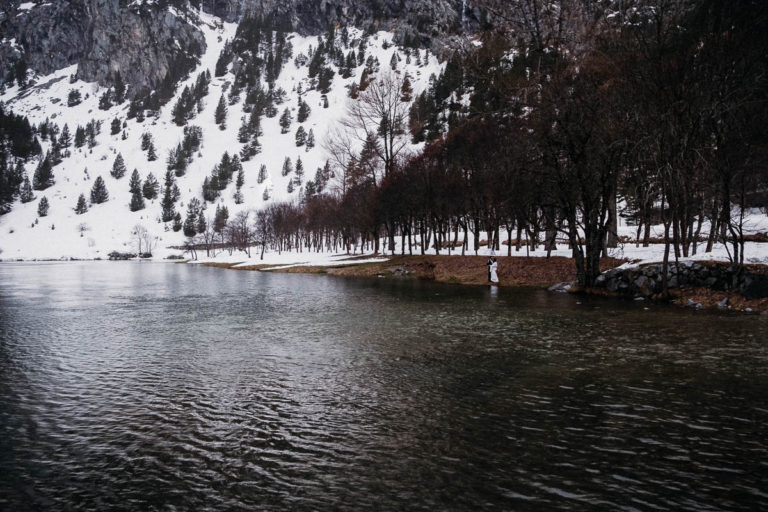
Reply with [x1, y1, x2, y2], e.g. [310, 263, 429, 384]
[1, 1, 205, 94]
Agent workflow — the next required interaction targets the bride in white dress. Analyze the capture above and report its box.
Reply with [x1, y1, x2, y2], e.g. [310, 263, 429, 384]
[489, 258, 499, 284]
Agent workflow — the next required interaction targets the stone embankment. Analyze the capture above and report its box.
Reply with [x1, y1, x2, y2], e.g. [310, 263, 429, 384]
[594, 261, 768, 302]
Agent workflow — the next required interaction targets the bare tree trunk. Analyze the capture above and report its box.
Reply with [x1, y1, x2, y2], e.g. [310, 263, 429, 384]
[605, 191, 618, 249]
[706, 199, 719, 253]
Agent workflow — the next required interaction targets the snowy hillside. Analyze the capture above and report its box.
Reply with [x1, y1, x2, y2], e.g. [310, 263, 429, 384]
[0, 11, 443, 260]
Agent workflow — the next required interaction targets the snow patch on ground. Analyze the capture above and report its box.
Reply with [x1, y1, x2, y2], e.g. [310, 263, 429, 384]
[186, 250, 384, 269]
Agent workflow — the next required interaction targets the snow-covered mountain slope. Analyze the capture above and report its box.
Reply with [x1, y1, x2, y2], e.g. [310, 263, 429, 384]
[0, 11, 443, 260]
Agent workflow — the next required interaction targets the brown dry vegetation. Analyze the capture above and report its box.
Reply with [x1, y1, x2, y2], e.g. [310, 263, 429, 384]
[278, 255, 625, 287]
[670, 287, 768, 312]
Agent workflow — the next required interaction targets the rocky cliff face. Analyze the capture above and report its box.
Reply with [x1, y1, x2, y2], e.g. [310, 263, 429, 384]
[1, 0, 477, 94]
[1, 0, 205, 95]
[202, 0, 478, 46]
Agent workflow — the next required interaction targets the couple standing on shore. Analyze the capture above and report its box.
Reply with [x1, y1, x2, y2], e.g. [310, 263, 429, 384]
[487, 257, 499, 284]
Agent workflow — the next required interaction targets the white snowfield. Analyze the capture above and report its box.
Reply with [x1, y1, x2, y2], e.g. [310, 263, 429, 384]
[1, 8, 767, 272]
[0, 10, 443, 261]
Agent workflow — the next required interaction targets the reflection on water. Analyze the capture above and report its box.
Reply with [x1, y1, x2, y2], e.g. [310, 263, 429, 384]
[0, 261, 766, 511]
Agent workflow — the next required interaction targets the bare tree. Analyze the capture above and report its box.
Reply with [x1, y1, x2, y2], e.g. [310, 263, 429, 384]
[226, 210, 255, 257]
[130, 224, 156, 257]
[323, 126, 359, 195]
[199, 216, 217, 257]
[341, 71, 409, 180]
[254, 208, 273, 260]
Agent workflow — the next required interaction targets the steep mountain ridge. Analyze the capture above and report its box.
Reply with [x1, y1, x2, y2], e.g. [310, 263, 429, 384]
[1, 1, 205, 94]
[1, 0, 476, 94]
[202, 0, 477, 43]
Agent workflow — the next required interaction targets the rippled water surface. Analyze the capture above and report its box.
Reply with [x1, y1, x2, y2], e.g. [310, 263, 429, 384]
[1, 261, 767, 511]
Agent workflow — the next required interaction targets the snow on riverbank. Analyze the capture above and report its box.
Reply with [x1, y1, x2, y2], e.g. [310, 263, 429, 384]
[187, 250, 387, 270]
[180, 231, 768, 272]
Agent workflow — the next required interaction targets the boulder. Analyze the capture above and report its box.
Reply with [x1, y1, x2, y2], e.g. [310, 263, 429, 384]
[741, 273, 768, 299]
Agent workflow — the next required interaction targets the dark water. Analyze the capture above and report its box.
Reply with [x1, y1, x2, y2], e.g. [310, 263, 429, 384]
[1, 262, 767, 511]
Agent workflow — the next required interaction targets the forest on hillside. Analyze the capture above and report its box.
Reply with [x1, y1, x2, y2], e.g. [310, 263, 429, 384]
[225, 0, 766, 288]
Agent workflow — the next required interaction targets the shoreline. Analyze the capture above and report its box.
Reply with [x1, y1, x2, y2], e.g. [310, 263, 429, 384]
[201, 254, 624, 286]
[198, 254, 768, 313]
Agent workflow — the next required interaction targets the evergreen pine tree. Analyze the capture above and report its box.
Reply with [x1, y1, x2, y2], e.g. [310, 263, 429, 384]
[130, 189, 145, 212]
[238, 116, 250, 143]
[297, 99, 311, 123]
[234, 167, 245, 204]
[213, 204, 229, 235]
[196, 210, 207, 234]
[75, 193, 88, 214]
[147, 141, 158, 161]
[172, 212, 182, 232]
[295, 126, 307, 146]
[257, 164, 268, 184]
[161, 171, 176, 222]
[142, 173, 159, 199]
[215, 94, 227, 130]
[85, 120, 99, 149]
[264, 93, 278, 118]
[279, 107, 292, 134]
[90, 176, 109, 204]
[110, 117, 121, 135]
[32, 154, 54, 190]
[202, 176, 218, 202]
[313, 167, 326, 193]
[74, 126, 86, 148]
[232, 155, 243, 180]
[19, 174, 34, 203]
[281, 157, 293, 176]
[295, 157, 304, 183]
[262, 187, 270, 201]
[172, 89, 190, 126]
[306, 128, 315, 151]
[216, 152, 234, 184]
[111, 153, 127, 179]
[59, 124, 72, 148]
[401, 75, 413, 102]
[37, 196, 49, 217]
[304, 180, 317, 198]
[390, 52, 399, 70]
[287, 180, 294, 193]
[141, 132, 152, 151]
[174, 151, 187, 177]
[183, 198, 200, 236]
[50, 140, 63, 166]
[67, 89, 82, 107]
[98, 90, 113, 110]
[129, 169, 142, 194]
[318, 68, 335, 94]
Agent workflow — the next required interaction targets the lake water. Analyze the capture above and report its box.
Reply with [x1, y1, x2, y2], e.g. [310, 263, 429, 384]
[1, 262, 767, 511]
